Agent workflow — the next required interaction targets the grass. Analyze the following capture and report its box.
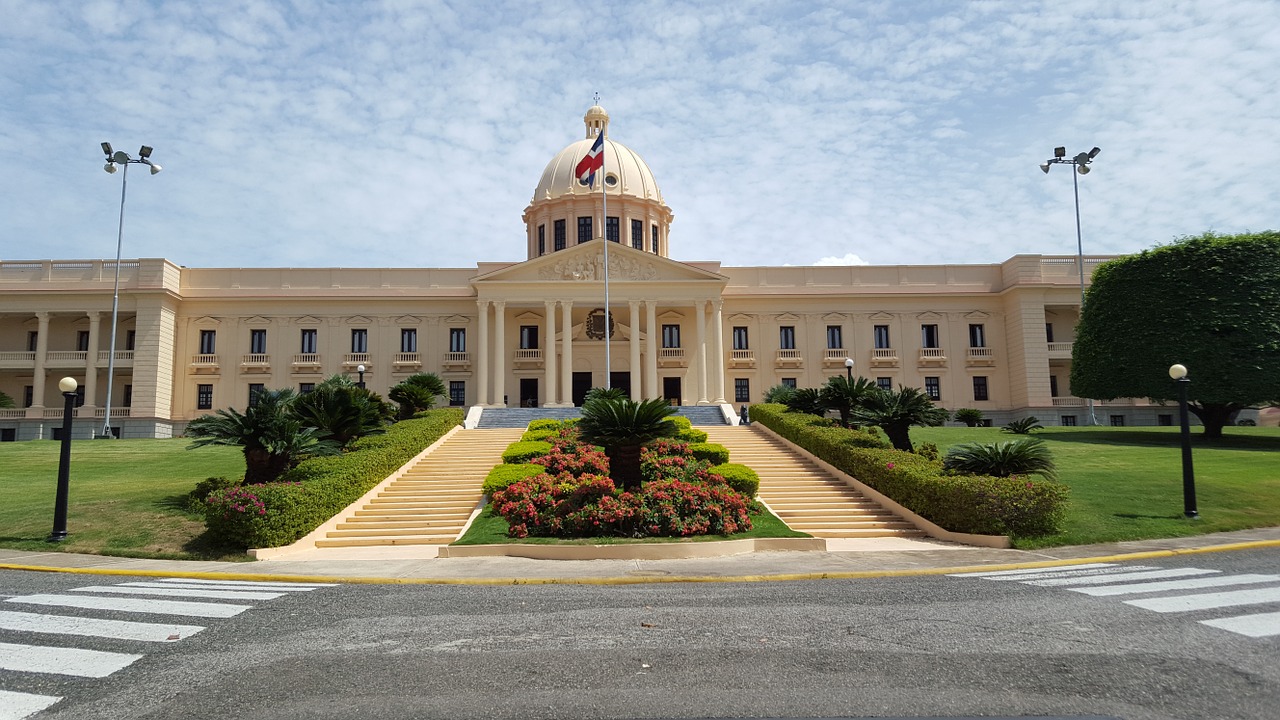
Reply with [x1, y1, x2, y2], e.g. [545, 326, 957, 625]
[0, 438, 248, 560]
[453, 504, 809, 545]
[912, 425, 1280, 548]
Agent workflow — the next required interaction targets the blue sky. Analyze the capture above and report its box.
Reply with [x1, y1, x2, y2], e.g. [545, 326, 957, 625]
[3, 0, 1277, 269]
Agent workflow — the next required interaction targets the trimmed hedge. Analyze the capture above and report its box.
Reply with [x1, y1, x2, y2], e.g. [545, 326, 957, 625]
[674, 427, 708, 443]
[710, 463, 760, 498]
[527, 418, 573, 432]
[748, 403, 1068, 537]
[688, 442, 730, 465]
[664, 416, 693, 431]
[203, 408, 463, 549]
[501, 441, 553, 464]
[482, 463, 547, 496]
[520, 428, 558, 442]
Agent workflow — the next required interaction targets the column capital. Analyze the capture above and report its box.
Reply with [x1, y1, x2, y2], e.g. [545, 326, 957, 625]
[35, 311, 49, 322]
[493, 300, 506, 310]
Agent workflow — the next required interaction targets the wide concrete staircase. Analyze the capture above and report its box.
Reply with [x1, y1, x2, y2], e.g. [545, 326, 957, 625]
[313, 428, 524, 548]
[702, 425, 925, 539]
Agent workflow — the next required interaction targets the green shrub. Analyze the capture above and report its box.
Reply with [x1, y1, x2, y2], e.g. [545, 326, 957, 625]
[687, 442, 730, 465]
[954, 408, 984, 427]
[710, 463, 760, 497]
[674, 427, 708, 443]
[663, 416, 693, 432]
[527, 418, 564, 432]
[520, 428, 558, 442]
[943, 438, 1057, 480]
[203, 408, 463, 549]
[481, 463, 547, 496]
[1003, 416, 1044, 434]
[502, 440, 553, 464]
[185, 476, 240, 513]
[749, 403, 1067, 537]
[914, 442, 940, 462]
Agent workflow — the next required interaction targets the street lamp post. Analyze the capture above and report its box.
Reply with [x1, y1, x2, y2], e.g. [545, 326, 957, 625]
[845, 357, 855, 380]
[1168, 364, 1198, 519]
[357, 364, 366, 389]
[49, 377, 78, 541]
[1041, 145, 1100, 424]
[99, 143, 161, 439]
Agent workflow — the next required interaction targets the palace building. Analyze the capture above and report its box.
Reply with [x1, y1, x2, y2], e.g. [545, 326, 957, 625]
[0, 105, 1158, 441]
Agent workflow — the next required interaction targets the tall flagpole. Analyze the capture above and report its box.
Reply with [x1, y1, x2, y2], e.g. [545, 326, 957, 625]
[599, 95, 611, 390]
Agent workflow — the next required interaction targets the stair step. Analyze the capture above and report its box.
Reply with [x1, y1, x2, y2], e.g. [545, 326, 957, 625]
[328, 527, 464, 538]
[315, 536, 456, 548]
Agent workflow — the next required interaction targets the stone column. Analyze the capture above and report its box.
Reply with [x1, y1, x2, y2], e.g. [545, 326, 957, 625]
[695, 300, 708, 404]
[476, 299, 489, 406]
[645, 300, 659, 400]
[711, 300, 726, 403]
[628, 300, 642, 401]
[31, 312, 49, 410]
[84, 311, 101, 408]
[544, 300, 557, 407]
[560, 300, 573, 405]
[493, 301, 507, 408]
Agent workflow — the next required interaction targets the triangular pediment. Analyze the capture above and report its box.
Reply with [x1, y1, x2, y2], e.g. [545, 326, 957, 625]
[964, 311, 990, 320]
[297, 315, 321, 325]
[868, 312, 894, 321]
[727, 313, 753, 323]
[821, 312, 847, 322]
[193, 316, 221, 327]
[473, 242, 726, 284]
[658, 310, 686, 321]
[775, 312, 802, 322]
[394, 315, 420, 324]
[443, 315, 471, 324]
[916, 311, 943, 320]
[345, 316, 372, 324]
[245, 316, 270, 326]
[514, 311, 543, 322]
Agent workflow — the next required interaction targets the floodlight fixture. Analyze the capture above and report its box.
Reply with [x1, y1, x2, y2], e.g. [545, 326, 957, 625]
[1040, 162, 1051, 174]
[1088, 146, 1101, 159]
[1054, 146, 1066, 158]
[138, 145, 153, 158]
[149, 163, 162, 175]
[104, 163, 117, 174]
[101, 142, 113, 156]
[1076, 164, 1090, 175]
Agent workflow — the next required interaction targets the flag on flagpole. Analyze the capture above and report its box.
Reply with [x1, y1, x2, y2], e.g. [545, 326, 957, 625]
[575, 132, 605, 188]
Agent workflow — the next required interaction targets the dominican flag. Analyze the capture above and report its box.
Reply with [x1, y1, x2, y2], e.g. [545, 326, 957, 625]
[575, 132, 605, 188]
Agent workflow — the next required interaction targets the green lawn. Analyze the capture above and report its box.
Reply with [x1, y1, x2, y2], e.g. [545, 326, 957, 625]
[0, 439, 246, 560]
[912, 425, 1280, 548]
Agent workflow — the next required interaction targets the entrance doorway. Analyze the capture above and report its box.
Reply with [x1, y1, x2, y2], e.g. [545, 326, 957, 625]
[519, 378, 539, 408]
[572, 372, 593, 406]
[663, 376, 682, 405]
[609, 372, 631, 398]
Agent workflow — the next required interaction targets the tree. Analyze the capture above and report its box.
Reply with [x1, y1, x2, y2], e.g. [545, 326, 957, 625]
[388, 373, 446, 420]
[0, 390, 13, 408]
[953, 408, 984, 427]
[850, 386, 949, 452]
[782, 387, 827, 417]
[1071, 231, 1280, 438]
[821, 375, 878, 427]
[576, 396, 676, 490]
[763, 384, 797, 404]
[292, 375, 390, 447]
[186, 388, 338, 484]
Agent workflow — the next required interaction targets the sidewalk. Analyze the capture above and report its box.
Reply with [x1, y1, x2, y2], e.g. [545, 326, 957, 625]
[2, 527, 1278, 584]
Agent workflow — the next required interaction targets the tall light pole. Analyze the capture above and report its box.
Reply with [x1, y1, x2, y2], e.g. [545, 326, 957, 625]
[49, 377, 78, 541]
[1168, 364, 1198, 519]
[99, 143, 161, 439]
[1041, 145, 1100, 424]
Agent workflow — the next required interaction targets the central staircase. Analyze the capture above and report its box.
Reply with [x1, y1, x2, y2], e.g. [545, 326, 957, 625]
[702, 425, 925, 539]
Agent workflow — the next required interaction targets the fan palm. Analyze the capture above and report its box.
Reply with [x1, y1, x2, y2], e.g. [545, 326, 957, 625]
[576, 397, 677, 490]
[943, 437, 1057, 480]
[389, 372, 446, 420]
[782, 387, 827, 417]
[821, 375, 878, 427]
[850, 386, 949, 452]
[292, 375, 389, 447]
[186, 388, 337, 484]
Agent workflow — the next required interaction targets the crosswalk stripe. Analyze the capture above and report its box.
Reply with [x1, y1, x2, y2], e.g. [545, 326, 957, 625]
[1069, 574, 1280, 597]
[1200, 611, 1280, 638]
[1126, 586, 1280, 613]
[6, 594, 250, 618]
[154, 578, 334, 589]
[0, 610, 205, 643]
[0, 641, 142, 678]
[980, 566, 1162, 582]
[947, 562, 1118, 577]
[1025, 568, 1220, 587]
[70, 585, 285, 601]
[0, 689, 62, 720]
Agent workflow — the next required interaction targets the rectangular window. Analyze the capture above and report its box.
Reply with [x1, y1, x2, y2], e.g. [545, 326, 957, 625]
[449, 328, 466, 353]
[249, 329, 267, 354]
[200, 330, 217, 355]
[662, 324, 681, 349]
[734, 378, 750, 403]
[1045, 323, 1055, 343]
[781, 377, 797, 389]
[248, 383, 264, 406]
[351, 329, 368, 353]
[1049, 375, 1059, 397]
[826, 325, 843, 349]
[197, 384, 213, 410]
[1158, 414, 1174, 426]
[554, 219, 566, 251]
[299, 383, 315, 394]
[876, 377, 893, 391]
[125, 330, 135, 351]
[519, 325, 539, 350]
[924, 376, 941, 401]
[300, 329, 317, 354]
[27, 331, 38, 352]
[1110, 415, 1126, 427]
[1061, 415, 1077, 427]
[606, 216, 619, 243]
[122, 384, 132, 408]
[651, 224, 659, 253]
[921, 324, 940, 349]
[537, 224, 546, 256]
[631, 219, 643, 249]
[779, 326, 796, 350]
[873, 325, 890, 349]
[577, 216, 593, 243]
[23, 386, 34, 408]
[449, 381, 465, 407]
[400, 329, 417, 353]
[74, 386, 85, 407]
[76, 331, 90, 352]
[732, 326, 749, 350]
[969, 323, 986, 348]
[973, 376, 989, 401]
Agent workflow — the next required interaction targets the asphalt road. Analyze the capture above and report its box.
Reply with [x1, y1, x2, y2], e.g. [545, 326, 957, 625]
[2, 548, 1278, 720]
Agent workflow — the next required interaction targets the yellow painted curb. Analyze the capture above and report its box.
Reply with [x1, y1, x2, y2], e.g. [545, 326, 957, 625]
[2, 538, 1278, 586]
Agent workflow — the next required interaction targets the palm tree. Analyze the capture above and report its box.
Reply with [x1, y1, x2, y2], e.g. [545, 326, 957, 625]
[292, 375, 389, 447]
[820, 375, 878, 427]
[389, 372, 446, 420]
[850, 386, 949, 452]
[186, 388, 337, 484]
[782, 387, 827, 417]
[576, 396, 677, 490]
[943, 438, 1057, 480]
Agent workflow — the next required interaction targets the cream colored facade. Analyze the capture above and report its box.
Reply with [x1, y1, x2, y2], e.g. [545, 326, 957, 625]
[0, 106, 1159, 440]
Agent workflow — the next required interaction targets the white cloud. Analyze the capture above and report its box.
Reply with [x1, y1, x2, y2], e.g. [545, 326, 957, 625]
[813, 253, 871, 266]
